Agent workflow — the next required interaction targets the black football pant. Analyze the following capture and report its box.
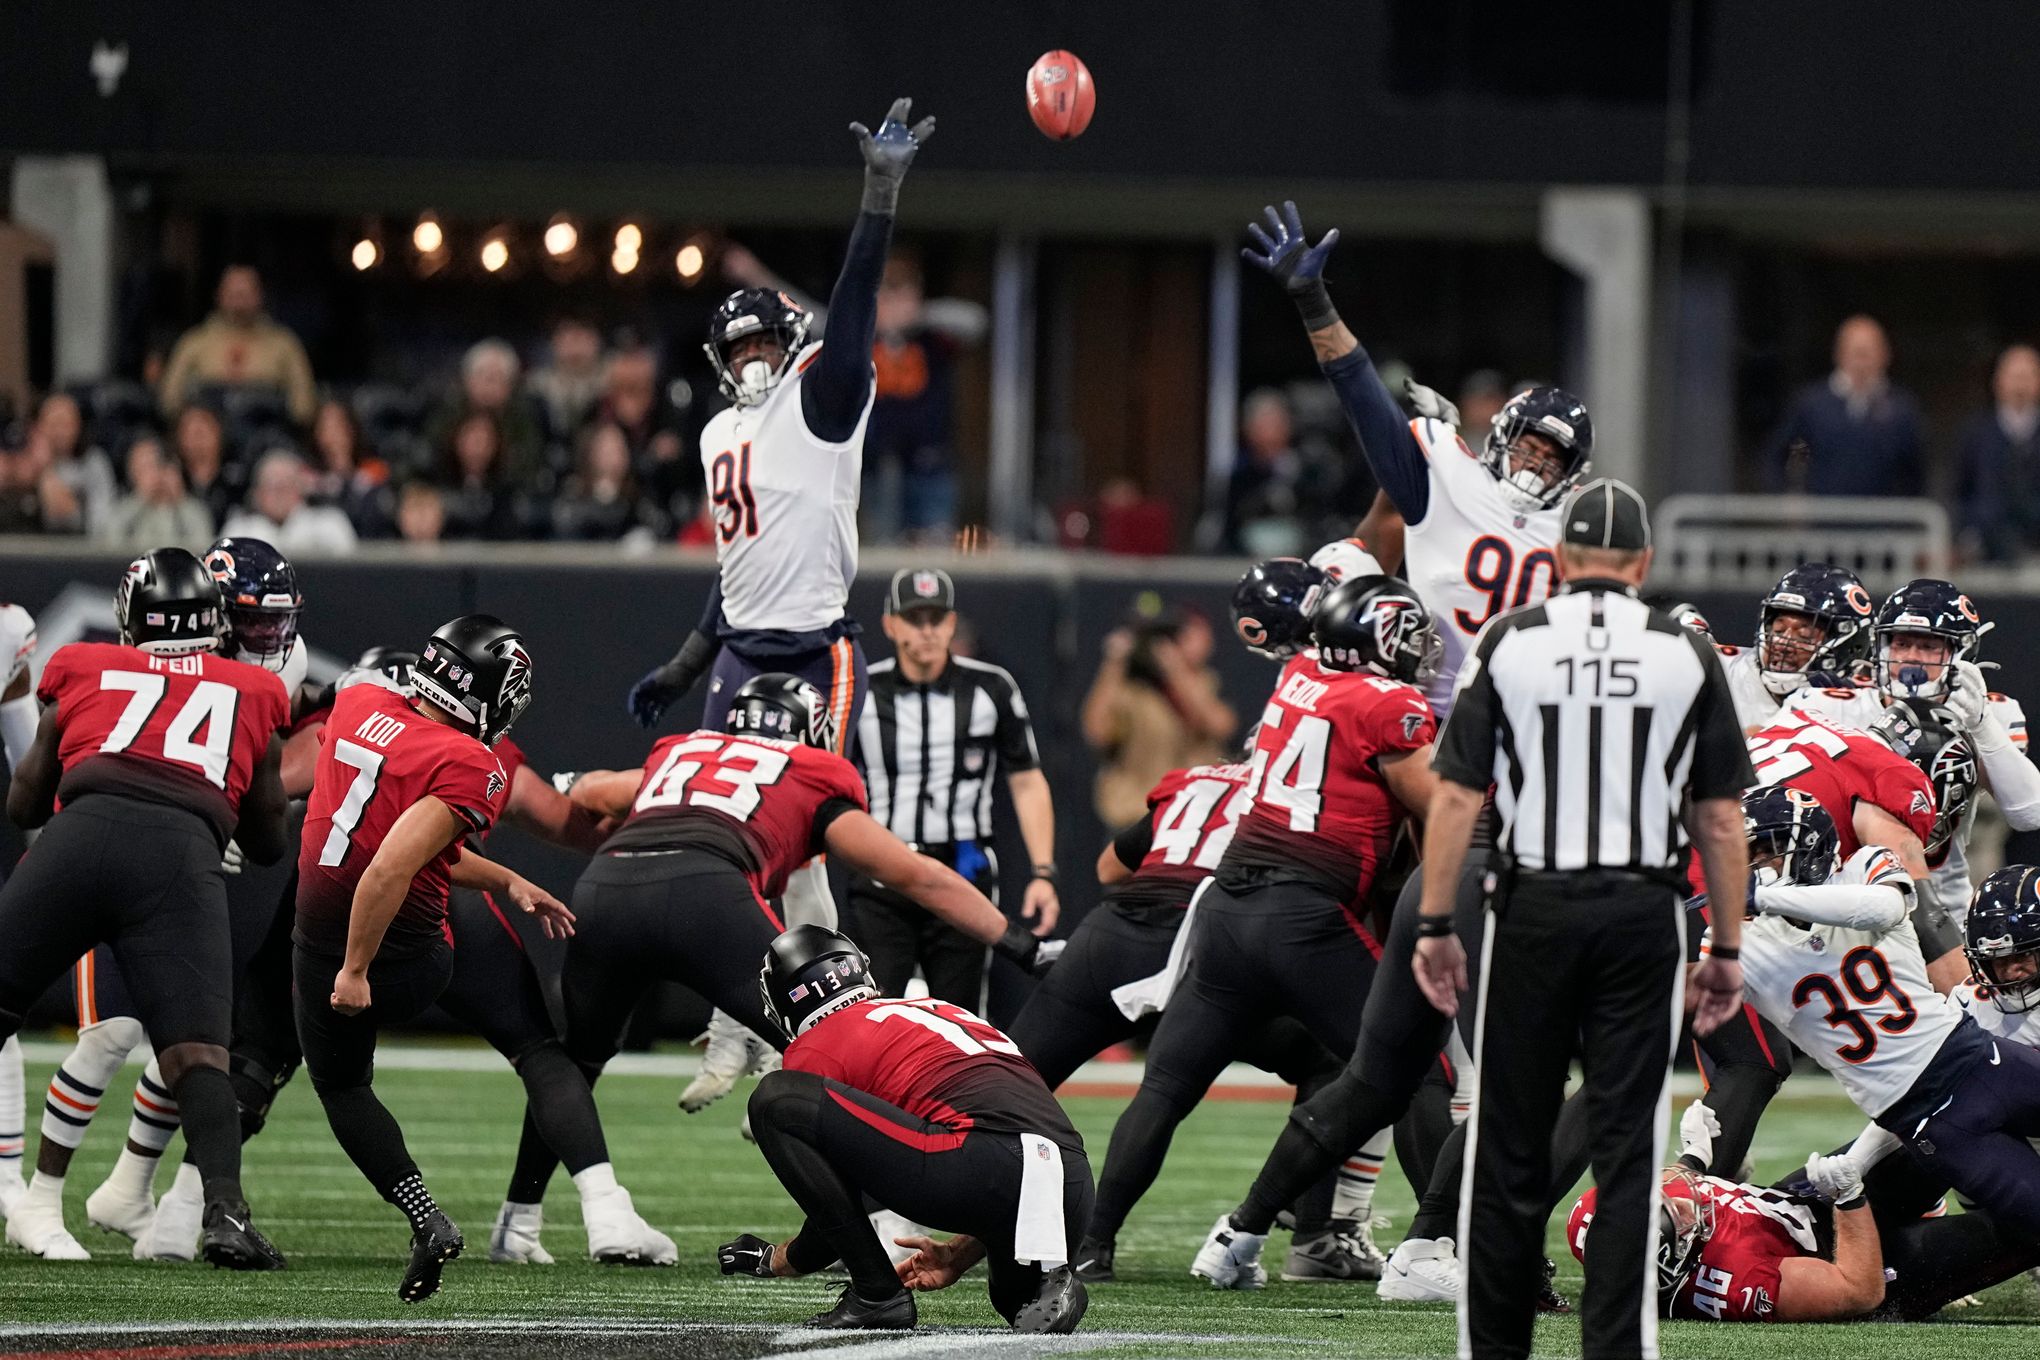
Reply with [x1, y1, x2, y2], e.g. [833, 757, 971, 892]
[1085, 880, 1378, 1244]
[853, 855, 996, 1012]
[749, 1068, 1094, 1317]
[505, 851, 786, 1206]
[293, 941, 453, 1207]
[1462, 874, 1685, 1360]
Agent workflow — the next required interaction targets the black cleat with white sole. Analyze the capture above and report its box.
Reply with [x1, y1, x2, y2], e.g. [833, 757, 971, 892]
[1072, 1235, 1116, 1284]
[1012, 1266, 1089, 1333]
[400, 1209, 464, 1303]
[1536, 1255, 1572, 1313]
[805, 1285, 916, 1330]
[200, 1199, 286, 1271]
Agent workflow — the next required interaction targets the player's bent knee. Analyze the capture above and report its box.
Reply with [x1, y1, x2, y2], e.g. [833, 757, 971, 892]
[748, 1068, 822, 1132]
[154, 1041, 227, 1089]
[77, 1015, 147, 1063]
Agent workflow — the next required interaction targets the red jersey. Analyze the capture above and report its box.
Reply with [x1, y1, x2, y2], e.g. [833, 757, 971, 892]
[602, 731, 867, 899]
[1106, 763, 1253, 914]
[1569, 1178, 1813, 1322]
[294, 684, 509, 957]
[1749, 707, 1935, 856]
[1221, 653, 1436, 908]
[785, 997, 1082, 1152]
[37, 640, 290, 847]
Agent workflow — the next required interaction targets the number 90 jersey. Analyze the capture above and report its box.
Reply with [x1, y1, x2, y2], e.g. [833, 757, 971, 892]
[1747, 707, 1935, 857]
[37, 640, 290, 848]
[1402, 417, 1563, 717]
[603, 730, 868, 901]
[1221, 653, 1436, 912]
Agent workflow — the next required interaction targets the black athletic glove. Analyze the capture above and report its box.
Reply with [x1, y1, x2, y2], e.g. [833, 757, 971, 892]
[1242, 200, 1341, 331]
[627, 629, 721, 729]
[993, 921, 1065, 977]
[852, 97, 936, 215]
[717, 1232, 778, 1278]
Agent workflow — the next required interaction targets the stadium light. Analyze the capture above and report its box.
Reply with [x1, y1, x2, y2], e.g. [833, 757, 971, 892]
[615, 222, 643, 252]
[480, 235, 510, 273]
[351, 238, 379, 271]
[675, 241, 705, 282]
[413, 214, 444, 255]
[544, 216, 579, 258]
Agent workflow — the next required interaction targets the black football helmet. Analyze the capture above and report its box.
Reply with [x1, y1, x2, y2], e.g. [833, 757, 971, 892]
[758, 925, 878, 1039]
[1754, 563, 1875, 696]
[1481, 386, 1594, 511]
[1873, 578, 1990, 703]
[115, 548, 221, 657]
[354, 645, 419, 695]
[1655, 1169, 1717, 1303]
[705, 288, 813, 407]
[1870, 705, 1976, 862]
[1311, 575, 1441, 685]
[1232, 557, 1328, 661]
[412, 615, 532, 746]
[203, 536, 302, 674]
[1741, 785, 1840, 888]
[1966, 865, 2040, 1014]
[725, 672, 836, 752]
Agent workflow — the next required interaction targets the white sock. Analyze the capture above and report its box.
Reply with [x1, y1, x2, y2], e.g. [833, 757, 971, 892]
[0, 1035, 24, 1181]
[572, 1162, 619, 1201]
[42, 1017, 145, 1152]
[25, 1170, 63, 1206]
[105, 1147, 162, 1199]
[1333, 1128, 1392, 1223]
[781, 857, 837, 929]
[125, 1059, 180, 1159]
[162, 1161, 202, 1204]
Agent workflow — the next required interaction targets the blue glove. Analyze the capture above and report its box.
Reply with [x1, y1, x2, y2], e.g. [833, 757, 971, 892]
[852, 97, 936, 213]
[1242, 201, 1340, 295]
[627, 629, 720, 729]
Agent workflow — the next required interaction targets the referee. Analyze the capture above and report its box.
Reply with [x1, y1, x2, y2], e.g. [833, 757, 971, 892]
[1412, 479, 1752, 1360]
[852, 567, 1060, 1011]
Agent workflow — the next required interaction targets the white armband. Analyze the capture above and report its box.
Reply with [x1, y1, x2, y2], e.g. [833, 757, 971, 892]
[1976, 712, 2040, 830]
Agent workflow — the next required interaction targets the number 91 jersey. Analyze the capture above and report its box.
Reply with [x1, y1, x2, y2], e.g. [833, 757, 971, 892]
[1401, 417, 1563, 717]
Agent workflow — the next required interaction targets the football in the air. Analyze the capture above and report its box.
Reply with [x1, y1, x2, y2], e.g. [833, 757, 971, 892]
[1026, 49, 1096, 141]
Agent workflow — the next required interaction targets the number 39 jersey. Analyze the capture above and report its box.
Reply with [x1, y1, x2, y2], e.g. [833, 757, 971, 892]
[603, 729, 868, 900]
[1221, 652, 1436, 912]
[1401, 417, 1563, 717]
[1747, 707, 1935, 857]
[37, 640, 290, 847]
[295, 683, 509, 958]
[786, 997, 1083, 1152]
[1105, 762, 1253, 914]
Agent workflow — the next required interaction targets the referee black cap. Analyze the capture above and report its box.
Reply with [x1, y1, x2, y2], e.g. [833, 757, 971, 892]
[888, 566, 956, 616]
[1561, 478, 1651, 551]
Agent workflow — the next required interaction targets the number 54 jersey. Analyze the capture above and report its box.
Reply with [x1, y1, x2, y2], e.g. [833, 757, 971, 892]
[295, 682, 509, 957]
[37, 640, 290, 848]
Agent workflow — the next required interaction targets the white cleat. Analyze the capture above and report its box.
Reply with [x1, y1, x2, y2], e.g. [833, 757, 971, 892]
[488, 1201, 555, 1265]
[131, 1175, 201, 1261]
[1377, 1236, 1461, 1302]
[0, 1173, 25, 1222]
[5, 1199, 90, 1260]
[583, 1187, 677, 1266]
[86, 1179, 157, 1240]
[1190, 1213, 1268, 1290]
[680, 1011, 771, 1114]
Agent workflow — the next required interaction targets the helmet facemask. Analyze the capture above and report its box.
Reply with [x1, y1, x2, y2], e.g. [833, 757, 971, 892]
[1875, 627, 1980, 703]
[707, 312, 812, 407]
[1655, 1169, 1715, 1302]
[224, 600, 301, 673]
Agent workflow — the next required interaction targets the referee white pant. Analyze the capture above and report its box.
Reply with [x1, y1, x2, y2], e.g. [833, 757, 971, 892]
[1457, 870, 1686, 1360]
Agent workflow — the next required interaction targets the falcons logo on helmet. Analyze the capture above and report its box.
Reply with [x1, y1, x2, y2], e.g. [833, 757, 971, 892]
[497, 640, 534, 712]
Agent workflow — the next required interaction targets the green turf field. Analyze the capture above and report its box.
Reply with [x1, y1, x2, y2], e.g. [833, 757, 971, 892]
[1, 1051, 2035, 1358]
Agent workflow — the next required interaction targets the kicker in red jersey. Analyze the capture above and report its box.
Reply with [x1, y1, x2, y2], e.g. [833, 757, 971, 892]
[1222, 652, 1436, 908]
[1748, 707, 1935, 855]
[601, 730, 867, 900]
[1120, 762, 1252, 908]
[295, 682, 509, 957]
[784, 997, 1082, 1152]
[36, 639, 291, 846]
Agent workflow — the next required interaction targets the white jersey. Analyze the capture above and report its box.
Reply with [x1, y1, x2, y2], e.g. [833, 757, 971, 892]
[1952, 980, 2040, 1050]
[1735, 848, 1964, 1117]
[699, 341, 870, 635]
[1400, 418, 1562, 717]
[1720, 646, 1790, 733]
[0, 603, 35, 690]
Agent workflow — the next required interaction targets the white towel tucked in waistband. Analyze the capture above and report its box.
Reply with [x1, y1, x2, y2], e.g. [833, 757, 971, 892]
[1014, 1132, 1068, 1267]
[1109, 876, 1213, 1021]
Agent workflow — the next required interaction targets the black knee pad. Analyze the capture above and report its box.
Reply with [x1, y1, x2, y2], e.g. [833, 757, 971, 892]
[747, 1068, 824, 1134]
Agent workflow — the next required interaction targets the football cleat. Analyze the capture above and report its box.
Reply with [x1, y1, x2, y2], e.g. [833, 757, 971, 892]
[86, 1178, 157, 1241]
[200, 1199, 285, 1271]
[133, 1171, 202, 1261]
[1072, 1234, 1117, 1284]
[1190, 1214, 1267, 1290]
[680, 1011, 772, 1113]
[805, 1284, 916, 1330]
[1011, 1266, 1088, 1333]
[1283, 1227, 1383, 1283]
[5, 1197, 89, 1260]
[487, 1201, 554, 1265]
[400, 1209, 464, 1303]
[583, 1187, 677, 1266]
[1335, 1214, 1391, 1275]
[1536, 1255, 1572, 1314]
[1377, 1236, 1460, 1302]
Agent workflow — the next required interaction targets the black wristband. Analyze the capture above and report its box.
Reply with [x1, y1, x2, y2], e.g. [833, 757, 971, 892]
[1836, 1194, 1867, 1211]
[993, 921, 1038, 967]
[1291, 279, 1339, 332]
[1709, 945, 1740, 962]
[1031, 863, 1058, 885]
[1415, 914, 1455, 938]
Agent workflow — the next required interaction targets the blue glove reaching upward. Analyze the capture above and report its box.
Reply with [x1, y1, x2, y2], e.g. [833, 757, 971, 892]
[853, 97, 936, 213]
[1243, 200, 1340, 295]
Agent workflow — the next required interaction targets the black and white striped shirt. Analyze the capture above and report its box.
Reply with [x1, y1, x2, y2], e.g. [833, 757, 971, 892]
[1433, 580, 1753, 874]
[855, 655, 1041, 848]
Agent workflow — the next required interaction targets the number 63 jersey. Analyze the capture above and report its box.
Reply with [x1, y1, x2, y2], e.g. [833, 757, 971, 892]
[295, 682, 509, 957]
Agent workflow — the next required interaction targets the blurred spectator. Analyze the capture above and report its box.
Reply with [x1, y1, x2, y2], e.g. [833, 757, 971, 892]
[396, 480, 447, 545]
[1763, 314, 1924, 497]
[1956, 344, 2040, 562]
[426, 339, 545, 486]
[1456, 369, 1510, 450]
[221, 449, 360, 555]
[102, 435, 212, 551]
[434, 412, 523, 540]
[158, 265, 317, 425]
[1081, 608, 1237, 827]
[174, 404, 238, 530]
[0, 433, 59, 533]
[1222, 387, 1344, 554]
[551, 422, 669, 544]
[864, 253, 987, 543]
[595, 346, 689, 511]
[310, 397, 395, 537]
[527, 317, 607, 440]
[1096, 477, 1175, 555]
[34, 393, 118, 536]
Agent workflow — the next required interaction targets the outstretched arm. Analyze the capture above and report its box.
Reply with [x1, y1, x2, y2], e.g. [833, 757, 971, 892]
[1243, 200, 1430, 521]
[628, 576, 726, 729]
[804, 97, 935, 443]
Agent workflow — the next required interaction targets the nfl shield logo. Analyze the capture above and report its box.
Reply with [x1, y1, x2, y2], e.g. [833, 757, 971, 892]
[913, 571, 941, 598]
[1513, 515, 1527, 529]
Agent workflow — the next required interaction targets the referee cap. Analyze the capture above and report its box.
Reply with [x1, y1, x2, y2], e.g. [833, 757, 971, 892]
[887, 566, 956, 615]
[1561, 478, 1651, 551]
